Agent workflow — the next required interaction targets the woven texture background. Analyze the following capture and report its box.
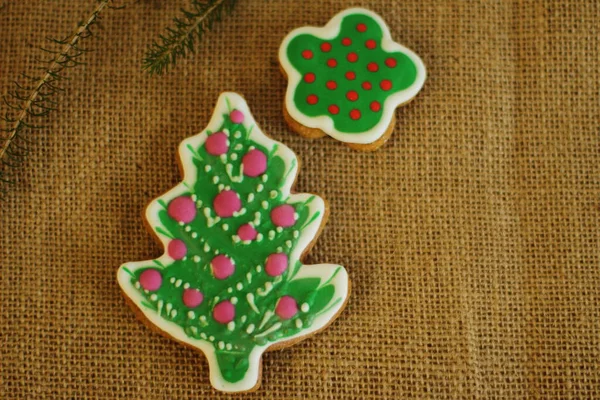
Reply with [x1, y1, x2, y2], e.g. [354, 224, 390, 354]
[1, 1, 599, 398]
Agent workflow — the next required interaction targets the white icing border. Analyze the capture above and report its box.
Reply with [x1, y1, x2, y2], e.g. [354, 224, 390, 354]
[117, 92, 349, 392]
[279, 7, 426, 144]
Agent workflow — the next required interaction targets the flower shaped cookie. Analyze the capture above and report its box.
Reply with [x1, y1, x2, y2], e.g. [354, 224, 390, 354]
[279, 8, 426, 150]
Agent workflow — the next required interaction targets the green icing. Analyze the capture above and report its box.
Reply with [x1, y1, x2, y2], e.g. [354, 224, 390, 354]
[285, 12, 419, 134]
[215, 350, 251, 383]
[127, 99, 343, 384]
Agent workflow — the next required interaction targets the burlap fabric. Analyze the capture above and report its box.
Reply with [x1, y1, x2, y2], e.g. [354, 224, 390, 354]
[2, 1, 599, 398]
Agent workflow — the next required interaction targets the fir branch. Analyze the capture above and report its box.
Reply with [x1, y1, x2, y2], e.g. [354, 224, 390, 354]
[0, 1, 113, 202]
[142, 0, 237, 75]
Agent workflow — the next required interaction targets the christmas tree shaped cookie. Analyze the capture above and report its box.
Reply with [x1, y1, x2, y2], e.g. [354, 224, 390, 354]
[279, 8, 426, 151]
[117, 93, 349, 393]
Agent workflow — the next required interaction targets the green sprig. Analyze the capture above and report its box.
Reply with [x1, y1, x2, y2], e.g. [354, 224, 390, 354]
[142, 0, 238, 75]
[0, 0, 115, 202]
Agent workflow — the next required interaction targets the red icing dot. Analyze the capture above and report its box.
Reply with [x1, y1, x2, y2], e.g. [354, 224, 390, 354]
[385, 57, 398, 68]
[350, 109, 361, 120]
[213, 300, 235, 324]
[139, 269, 162, 291]
[365, 39, 377, 49]
[237, 223, 257, 241]
[370, 101, 381, 112]
[213, 190, 241, 218]
[168, 239, 187, 260]
[380, 79, 393, 91]
[326, 80, 337, 90]
[230, 110, 244, 124]
[362, 81, 372, 90]
[242, 149, 267, 177]
[304, 72, 316, 83]
[301, 49, 313, 59]
[182, 288, 204, 308]
[205, 132, 228, 155]
[306, 94, 319, 105]
[167, 196, 196, 223]
[341, 37, 352, 46]
[271, 204, 296, 227]
[265, 253, 288, 277]
[275, 296, 299, 320]
[320, 42, 332, 52]
[345, 71, 356, 80]
[211, 254, 235, 280]
[356, 23, 367, 32]
[327, 58, 337, 68]
[367, 62, 379, 72]
[328, 104, 340, 115]
[346, 90, 359, 102]
[347, 52, 358, 62]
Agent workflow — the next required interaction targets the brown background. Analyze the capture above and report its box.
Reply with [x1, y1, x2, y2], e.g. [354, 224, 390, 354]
[1, 1, 599, 398]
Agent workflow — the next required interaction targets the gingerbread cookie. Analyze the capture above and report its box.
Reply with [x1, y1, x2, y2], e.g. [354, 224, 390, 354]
[117, 92, 349, 392]
[279, 8, 426, 151]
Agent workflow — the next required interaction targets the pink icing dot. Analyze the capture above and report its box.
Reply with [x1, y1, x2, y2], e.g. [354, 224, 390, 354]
[213, 190, 241, 217]
[139, 269, 162, 291]
[265, 253, 288, 277]
[237, 223, 258, 241]
[271, 204, 296, 227]
[211, 254, 235, 279]
[168, 239, 187, 260]
[205, 132, 229, 155]
[182, 288, 204, 308]
[213, 300, 235, 324]
[242, 149, 267, 177]
[167, 196, 196, 223]
[276, 296, 299, 319]
[230, 109, 244, 124]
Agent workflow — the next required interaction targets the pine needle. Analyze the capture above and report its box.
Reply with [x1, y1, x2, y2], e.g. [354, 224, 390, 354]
[0, 1, 114, 202]
[142, 0, 237, 75]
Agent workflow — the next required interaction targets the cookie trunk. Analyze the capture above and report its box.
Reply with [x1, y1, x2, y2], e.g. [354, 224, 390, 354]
[207, 345, 265, 392]
[214, 349, 253, 383]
